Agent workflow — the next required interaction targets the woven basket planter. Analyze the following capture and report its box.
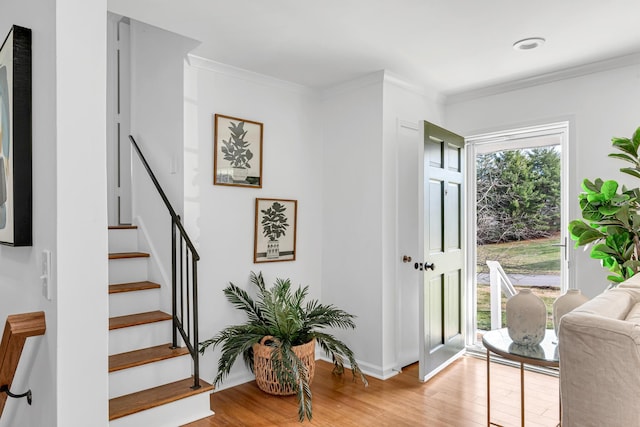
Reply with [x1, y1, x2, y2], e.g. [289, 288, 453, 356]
[252, 336, 316, 396]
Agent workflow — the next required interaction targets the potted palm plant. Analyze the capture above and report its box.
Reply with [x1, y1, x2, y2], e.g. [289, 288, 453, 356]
[199, 272, 368, 422]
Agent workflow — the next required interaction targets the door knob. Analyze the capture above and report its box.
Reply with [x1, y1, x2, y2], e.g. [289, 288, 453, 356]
[402, 255, 412, 263]
[414, 262, 436, 271]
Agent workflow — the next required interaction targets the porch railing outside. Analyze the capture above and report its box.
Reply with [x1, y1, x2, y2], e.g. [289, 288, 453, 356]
[486, 260, 516, 330]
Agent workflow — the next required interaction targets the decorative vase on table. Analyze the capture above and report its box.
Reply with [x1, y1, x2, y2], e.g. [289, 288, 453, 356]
[506, 288, 547, 346]
[553, 289, 589, 336]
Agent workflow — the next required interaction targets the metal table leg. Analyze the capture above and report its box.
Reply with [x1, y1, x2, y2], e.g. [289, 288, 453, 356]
[520, 362, 525, 427]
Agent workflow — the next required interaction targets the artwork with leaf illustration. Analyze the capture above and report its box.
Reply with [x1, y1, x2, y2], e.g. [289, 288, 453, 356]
[254, 198, 297, 263]
[0, 25, 31, 246]
[214, 114, 263, 188]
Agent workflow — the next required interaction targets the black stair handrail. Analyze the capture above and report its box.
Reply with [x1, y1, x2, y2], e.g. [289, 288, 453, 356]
[129, 135, 201, 390]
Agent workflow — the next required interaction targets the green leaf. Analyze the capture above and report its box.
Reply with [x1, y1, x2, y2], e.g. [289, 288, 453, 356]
[568, 220, 592, 239]
[577, 228, 605, 246]
[607, 275, 625, 283]
[598, 205, 620, 216]
[620, 168, 640, 180]
[592, 243, 618, 256]
[581, 202, 604, 222]
[633, 126, 640, 152]
[612, 137, 637, 157]
[582, 178, 600, 194]
[600, 180, 618, 199]
[609, 153, 638, 165]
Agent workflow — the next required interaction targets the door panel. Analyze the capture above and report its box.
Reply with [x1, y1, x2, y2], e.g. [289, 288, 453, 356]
[428, 275, 443, 350]
[419, 121, 466, 381]
[429, 180, 443, 252]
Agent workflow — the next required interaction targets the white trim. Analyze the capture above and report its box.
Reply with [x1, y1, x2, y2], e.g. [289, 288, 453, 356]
[187, 54, 319, 97]
[383, 71, 443, 105]
[465, 121, 571, 345]
[445, 51, 640, 105]
[316, 355, 399, 380]
[134, 215, 172, 294]
[321, 70, 385, 99]
[420, 349, 466, 382]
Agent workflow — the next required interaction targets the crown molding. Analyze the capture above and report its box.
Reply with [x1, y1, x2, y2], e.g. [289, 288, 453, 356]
[321, 70, 386, 100]
[383, 71, 443, 105]
[187, 54, 319, 97]
[445, 51, 640, 105]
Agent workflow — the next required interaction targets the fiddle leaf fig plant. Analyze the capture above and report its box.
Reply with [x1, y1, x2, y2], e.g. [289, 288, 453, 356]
[569, 126, 640, 284]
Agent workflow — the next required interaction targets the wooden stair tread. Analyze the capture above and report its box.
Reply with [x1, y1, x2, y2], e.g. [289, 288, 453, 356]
[109, 377, 213, 420]
[108, 225, 138, 230]
[109, 344, 189, 372]
[109, 281, 161, 294]
[109, 311, 172, 330]
[109, 252, 150, 260]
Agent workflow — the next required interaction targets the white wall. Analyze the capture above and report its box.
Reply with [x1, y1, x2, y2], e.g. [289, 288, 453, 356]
[0, 2, 57, 426]
[129, 20, 199, 302]
[184, 57, 324, 388]
[55, 0, 108, 426]
[382, 74, 444, 372]
[320, 73, 385, 375]
[445, 63, 640, 298]
[0, 1, 108, 427]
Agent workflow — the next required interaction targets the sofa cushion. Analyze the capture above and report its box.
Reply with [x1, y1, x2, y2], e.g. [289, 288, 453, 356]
[625, 302, 640, 324]
[573, 288, 638, 320]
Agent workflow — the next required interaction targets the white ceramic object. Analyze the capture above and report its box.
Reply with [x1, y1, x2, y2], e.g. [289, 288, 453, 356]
[553, 289, 589, 336]
[506, 288, 547, 346]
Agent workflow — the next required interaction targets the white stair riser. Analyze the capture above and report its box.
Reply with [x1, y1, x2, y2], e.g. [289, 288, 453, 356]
[109, 321, 173, 355]
[109, 258, 149, 283]
[109, 289, 162, 317]
[109, 355, 192, 398]
[108, 228, 139, 253]
[109, 392, 213, 427]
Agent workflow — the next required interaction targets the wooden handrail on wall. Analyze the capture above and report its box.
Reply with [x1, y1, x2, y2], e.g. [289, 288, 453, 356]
[0, 311, 46, 415]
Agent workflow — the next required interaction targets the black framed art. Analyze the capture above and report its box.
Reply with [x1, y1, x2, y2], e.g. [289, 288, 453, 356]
[0, 25, 32, 246]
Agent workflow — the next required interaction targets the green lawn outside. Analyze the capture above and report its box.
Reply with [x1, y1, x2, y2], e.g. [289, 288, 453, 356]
[476, 284, 557, 331]
[477, 235, 561, 275]
[476, 235, 562, 331]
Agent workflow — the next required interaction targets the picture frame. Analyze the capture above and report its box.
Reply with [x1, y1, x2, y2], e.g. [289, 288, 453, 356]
[254, 198, 297, 263]
[0, 25, 31, 246]
[214, 114, 263, 188]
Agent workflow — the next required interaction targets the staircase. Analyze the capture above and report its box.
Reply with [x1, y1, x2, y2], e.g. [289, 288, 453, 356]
[107, 225, 213, 426]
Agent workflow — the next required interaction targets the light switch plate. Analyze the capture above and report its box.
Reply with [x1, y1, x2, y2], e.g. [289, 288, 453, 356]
[41, 250, 52, 301]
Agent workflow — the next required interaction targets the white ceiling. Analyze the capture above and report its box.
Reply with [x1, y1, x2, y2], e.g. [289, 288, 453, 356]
[108, 0, 640, 96]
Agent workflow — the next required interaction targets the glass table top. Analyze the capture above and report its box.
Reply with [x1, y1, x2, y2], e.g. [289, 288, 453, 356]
[482, 328, 559, 367]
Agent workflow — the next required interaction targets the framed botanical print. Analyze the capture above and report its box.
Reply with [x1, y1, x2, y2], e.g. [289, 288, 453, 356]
[254, 198, 297, 263]
[0, 25, 31, 246]
[214, 114, 263, 188]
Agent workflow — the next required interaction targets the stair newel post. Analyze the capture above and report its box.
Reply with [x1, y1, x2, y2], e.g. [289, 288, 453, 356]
[192, 256, 200, 389]
[171, 219, 178, 349]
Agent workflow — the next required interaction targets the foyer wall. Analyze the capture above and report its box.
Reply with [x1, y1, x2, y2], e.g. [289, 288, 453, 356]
[128, 20, 199, 306]
[0, 2, 57, 426]
[0, 1, 108, 426]
[183, 57, 324, 388]
[444, 63, 640, 298]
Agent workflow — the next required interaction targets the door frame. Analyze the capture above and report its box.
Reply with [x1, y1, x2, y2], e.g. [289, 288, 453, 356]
[464, 121, 572, 346]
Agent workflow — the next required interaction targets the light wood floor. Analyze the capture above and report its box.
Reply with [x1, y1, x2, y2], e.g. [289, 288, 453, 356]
[184, 355, 559, 427]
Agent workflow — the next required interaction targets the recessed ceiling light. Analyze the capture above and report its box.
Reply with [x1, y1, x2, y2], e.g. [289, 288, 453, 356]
[513, 37, 546, 51]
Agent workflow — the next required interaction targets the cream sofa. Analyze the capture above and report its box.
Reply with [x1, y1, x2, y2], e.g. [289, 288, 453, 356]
[558, 276, 640, 427]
